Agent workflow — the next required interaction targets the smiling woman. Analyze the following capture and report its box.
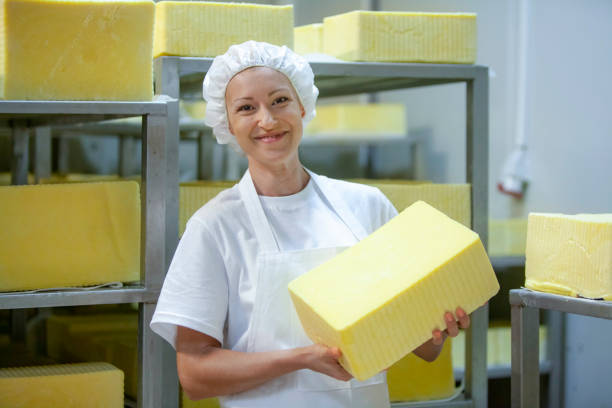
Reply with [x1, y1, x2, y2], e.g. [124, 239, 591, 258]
[150, 41, 470, 408]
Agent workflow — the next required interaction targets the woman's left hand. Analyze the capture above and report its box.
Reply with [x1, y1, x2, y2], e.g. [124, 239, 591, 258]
[432, 307, 471, 346]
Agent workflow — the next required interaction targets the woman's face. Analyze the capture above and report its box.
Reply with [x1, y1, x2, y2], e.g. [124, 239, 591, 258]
[225, 66, 305, 166]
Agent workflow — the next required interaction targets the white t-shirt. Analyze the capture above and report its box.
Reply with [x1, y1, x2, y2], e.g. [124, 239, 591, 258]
[151, 174, 397, 352]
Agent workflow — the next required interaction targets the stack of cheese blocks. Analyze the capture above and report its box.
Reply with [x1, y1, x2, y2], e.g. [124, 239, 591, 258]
[525, 212, 612, 300]
[154, 2, 293, 57]
[0, 0, 154, 100]
[295, 11, 476, 63]
[289, 201, 499, 380]
[305, 104, 406, 138]
[0, 182, 140, 292]
[0, 363, 124, 407]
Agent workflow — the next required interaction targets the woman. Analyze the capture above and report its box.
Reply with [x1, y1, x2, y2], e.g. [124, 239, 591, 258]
[151, 41, 470, 408]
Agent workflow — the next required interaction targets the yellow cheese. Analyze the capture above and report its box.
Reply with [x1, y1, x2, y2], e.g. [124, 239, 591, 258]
[46, 313, 137, 360]
[40, 173, 123, 184]
[0, 173, 34, 186]
[180, 101, 207, 120]
[179, 181, 236, 235]
[294, 23, 323, 55]
[154, 2, 293, 58]
[0, 0, 154, 101]
[305, 104, 406, 136]
[323, 11, 476, 63]
[0, 363, 123, 407]
[387, 339, 454, 402]
[525, 213, 612, 300]
[488, 218, 528, 256]
[0, 182, 140, 292]
[356, 181, 471, 227]
[289, 201, 498, 380]
[182, 391, 221, 408]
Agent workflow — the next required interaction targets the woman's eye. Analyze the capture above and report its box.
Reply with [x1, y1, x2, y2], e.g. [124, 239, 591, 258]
[273, 96, 289, 105]
[237, 104, 253, 112]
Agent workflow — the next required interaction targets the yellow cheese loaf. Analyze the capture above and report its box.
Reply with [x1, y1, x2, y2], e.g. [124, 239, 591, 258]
[289, 200, 499, 380]
[525, 213, 612, 300]
[357, 181, 471, 227]
[294, 23, 324, 55]
[154, 2, 293, 58]
[488, 218, 528, 256]
[305, 104, 406, 136]
[182, 391, 221, 408]
[0, 182, 140, 292]
[179, 181, 236, 235]
[323, 11, 476, 63]
[387, 339, 454, 402]
[0, 363, 123, 407]
[0, 0, 154, 101]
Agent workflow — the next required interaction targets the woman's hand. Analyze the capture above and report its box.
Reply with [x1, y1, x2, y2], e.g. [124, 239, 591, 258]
[299, 344, 353, 381]
[413, 307, 471, 362]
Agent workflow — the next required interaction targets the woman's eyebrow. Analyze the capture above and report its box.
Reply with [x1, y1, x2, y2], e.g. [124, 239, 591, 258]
[268, 88, 290, 96]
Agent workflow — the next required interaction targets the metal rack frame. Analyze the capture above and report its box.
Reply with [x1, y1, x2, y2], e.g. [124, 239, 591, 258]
[154, 56, 490, 408]
[509, 288, 611, 407]
[0, 100, 169, 408]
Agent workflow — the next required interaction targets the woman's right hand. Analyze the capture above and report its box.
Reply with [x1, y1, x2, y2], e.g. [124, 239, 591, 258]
[300, 344, 353, 381]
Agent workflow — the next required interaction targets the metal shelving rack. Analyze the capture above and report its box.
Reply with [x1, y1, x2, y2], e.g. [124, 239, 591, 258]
[154, 56, 490, 408]
[510, 288, 609, 408]
[0, 100, 169, 408]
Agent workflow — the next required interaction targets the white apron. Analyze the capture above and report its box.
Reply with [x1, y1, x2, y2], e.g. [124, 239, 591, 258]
[220, 169, 390, 408]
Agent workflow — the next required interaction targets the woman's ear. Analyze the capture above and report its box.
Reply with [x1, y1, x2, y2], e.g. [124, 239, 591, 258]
[300, 104, 305, 118]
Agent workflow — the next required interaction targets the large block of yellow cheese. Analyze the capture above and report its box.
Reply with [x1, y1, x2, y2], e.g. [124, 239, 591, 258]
[0, 182, 140, 292]
[525, 212, 612, 300]
[154, 2, 293, 58]
[0, 0, 154, 101]
[0, 363, 123, 407]
[305, 104, 406, 137]
[387, 339, 454, 402]
[294, 23, 323, 55]
[289, 200, 499, 380]
[179, 181, 236, 235]
[323, 11, 476, 63]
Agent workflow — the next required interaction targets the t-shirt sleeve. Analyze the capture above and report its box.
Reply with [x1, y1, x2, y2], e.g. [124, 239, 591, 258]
[150, 217, 228, 349]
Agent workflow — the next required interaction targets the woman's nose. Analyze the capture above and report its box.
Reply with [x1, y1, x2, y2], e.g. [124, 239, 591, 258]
[257, 107, 277, 129]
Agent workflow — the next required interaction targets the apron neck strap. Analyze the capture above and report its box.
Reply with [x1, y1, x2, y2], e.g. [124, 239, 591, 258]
[238, 168, 369, 254]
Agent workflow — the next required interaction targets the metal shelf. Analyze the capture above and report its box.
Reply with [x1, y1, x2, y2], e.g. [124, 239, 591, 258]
[0, 286, 159, 310]
[510, 288, 611, 407]
[391, 396, 471, 408]
[154, 56, 489, 408]
[454, 360, 552, 381]
[5, 98, 169, 408]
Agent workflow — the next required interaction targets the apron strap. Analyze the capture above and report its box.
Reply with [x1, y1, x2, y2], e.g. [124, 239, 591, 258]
[238, 170, 280, 253]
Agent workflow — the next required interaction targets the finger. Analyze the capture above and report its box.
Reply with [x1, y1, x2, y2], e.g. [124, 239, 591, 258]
[334, 364, 353, 381]
[432, 329, 444, 346]
[445, 311, 459, 337]
[456, 307, 470, 329]
[327, 346, 342, 360]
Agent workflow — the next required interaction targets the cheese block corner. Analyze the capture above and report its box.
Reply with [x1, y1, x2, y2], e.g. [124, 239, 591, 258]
[0, 0, 155, 100]
[294, 23, 324, 55]
[289, 200, 499, 380]
[525, 212, 612, 300]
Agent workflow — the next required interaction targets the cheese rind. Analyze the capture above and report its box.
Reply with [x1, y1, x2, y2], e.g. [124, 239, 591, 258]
[154, 2, 293, 58]
[294, 23, 323, 55]
[323, 11, 476, 63]
[0, 363, 123, 407]
[525, 213, 612, 300]
[1, 0, 154, 101]
[0, 182, 141, 291]
[289, 201, 499, 380]
[387, 339, 454, 402]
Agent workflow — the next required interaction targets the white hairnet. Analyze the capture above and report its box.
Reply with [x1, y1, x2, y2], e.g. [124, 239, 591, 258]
[203, 41, 319, 150]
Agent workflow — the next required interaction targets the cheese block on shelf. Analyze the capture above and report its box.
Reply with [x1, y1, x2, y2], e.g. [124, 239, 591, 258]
[0, 0, 154, 101]
[323, 11, 476, 63]
[356, 180, 471, 227]
[0, 182, 140, 292]
[0, 363, 123, 407]
[305, 104, 406, 137]
[179, 181, 237, 235]
[525, 213, 612, 300]
[387, 339, 454, 402]
[294, 23, 324, 55]
[182, 391, 221, 408]
[289, 200, 499, 380]
[154, 2, 293, 58]
[489, 218, 528, 257]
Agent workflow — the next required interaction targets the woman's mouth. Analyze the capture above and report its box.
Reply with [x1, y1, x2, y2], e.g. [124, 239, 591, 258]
[255, 131, 287, 143]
